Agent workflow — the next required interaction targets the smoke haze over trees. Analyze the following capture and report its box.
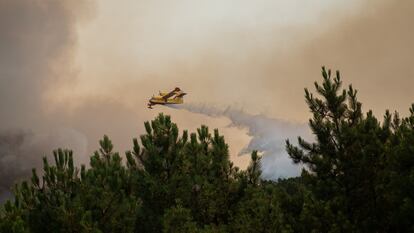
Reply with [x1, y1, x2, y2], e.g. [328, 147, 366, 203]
[1, 68, 414, 232]
[1, 0, 414, 201]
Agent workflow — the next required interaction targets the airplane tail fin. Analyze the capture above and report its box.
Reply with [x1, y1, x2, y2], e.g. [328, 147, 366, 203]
[175, 92, 187, 98]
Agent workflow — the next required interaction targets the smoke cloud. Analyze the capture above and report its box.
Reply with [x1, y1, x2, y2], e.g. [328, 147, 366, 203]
[169, 104, 309, 179]
[0, 0, 96, 200]
[0, 129, 88, 202]
[0, 0, 93, 129]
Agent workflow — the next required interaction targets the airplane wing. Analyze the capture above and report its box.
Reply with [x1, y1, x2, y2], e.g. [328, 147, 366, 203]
[162, 88, 181, 100]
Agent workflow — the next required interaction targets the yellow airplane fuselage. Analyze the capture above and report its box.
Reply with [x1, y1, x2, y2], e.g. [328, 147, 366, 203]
[149, 96, 184, 105]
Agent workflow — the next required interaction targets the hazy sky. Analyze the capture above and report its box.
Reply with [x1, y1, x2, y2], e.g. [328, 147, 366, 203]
[68, 0, 414, 119]
[1, 0, 413, 198]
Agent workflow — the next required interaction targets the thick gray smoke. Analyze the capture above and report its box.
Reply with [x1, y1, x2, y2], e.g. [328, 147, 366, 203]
[0, 1, 92, 129]
[169, 103, 309, 179]
[0, 1, 149, 202]
[0, 1, 93, 202]
[0, 129, 88, 202]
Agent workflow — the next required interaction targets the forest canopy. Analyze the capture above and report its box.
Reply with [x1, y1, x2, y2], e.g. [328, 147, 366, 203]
[1, 67, 414, 233]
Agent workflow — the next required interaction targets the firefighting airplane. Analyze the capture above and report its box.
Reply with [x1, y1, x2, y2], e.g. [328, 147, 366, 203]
[147, 87, 187, 109]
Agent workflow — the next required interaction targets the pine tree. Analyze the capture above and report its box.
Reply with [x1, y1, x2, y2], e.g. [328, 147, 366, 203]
[127, 113, 259, 232]
[385, 105, 414, 232]
[80, 135, 138, 233]
[286, 67, 392, 232]
[1, 138, 138, 233]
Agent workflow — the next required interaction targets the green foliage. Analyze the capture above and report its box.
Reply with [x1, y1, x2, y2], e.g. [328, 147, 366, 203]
[129, 114, 250, 232]
[0, 139, 138, 233]
[162, 202, 198, 233]
[385, 104, 414, 232]
[1, 67, 414, 232]
[287, 67, 414, 232]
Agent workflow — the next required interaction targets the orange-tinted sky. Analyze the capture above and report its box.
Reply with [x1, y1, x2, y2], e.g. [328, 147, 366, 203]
[1, 0, 414, 195]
